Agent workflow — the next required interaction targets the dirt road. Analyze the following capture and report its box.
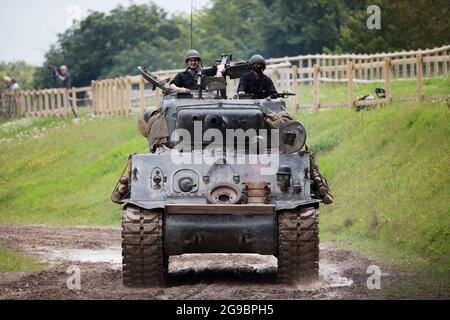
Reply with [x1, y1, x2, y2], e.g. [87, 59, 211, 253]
[0, 225, 446, 300]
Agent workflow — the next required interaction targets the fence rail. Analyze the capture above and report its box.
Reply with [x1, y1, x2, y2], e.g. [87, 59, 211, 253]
[7, 45, 450, 118]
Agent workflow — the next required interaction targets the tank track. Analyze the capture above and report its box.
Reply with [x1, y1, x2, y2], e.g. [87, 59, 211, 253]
[122, 205, 167, 287]
[277, 206, 319, 283]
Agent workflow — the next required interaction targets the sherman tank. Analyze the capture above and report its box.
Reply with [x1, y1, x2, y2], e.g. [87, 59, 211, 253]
[112, 55, 324, 286]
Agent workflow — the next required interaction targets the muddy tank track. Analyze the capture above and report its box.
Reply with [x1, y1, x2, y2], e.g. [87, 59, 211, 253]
[277, 206, 319, 283]
[122, 205, 167, 287]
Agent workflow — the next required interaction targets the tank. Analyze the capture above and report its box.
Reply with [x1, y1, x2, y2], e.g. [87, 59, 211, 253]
[112, 57, 321, 287]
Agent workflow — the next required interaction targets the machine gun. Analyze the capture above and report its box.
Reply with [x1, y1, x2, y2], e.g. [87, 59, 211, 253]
[137, 66, 172, 96]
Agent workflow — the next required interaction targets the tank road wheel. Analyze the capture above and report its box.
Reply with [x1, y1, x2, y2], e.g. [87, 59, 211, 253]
[122, 205, 167, 287]
[277, 206, 319, 283]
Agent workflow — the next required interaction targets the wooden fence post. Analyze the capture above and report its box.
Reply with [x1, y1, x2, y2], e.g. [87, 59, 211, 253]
[49, 90, 55, 116]
[126, 77, 132, 116]
[91, 81, 96, 114]
[347, 62, 355, 108]
[112, 78, 120, 115]
[291, 65, 299, 111]
[101, 81, 107, 115]
[155, 87, 161, 109]
[384, 58, 392, 103]
[109, 79, 114, 115]
[43, 90, 48, 117]
[425, 51, 431, 78]
[307, 58, 312, 80]
[434, 52, 439, 76]
[39, 90, 45, 117]
[313, 64, 320, 110]
[443, 50, 448, 75]
[31, 91, 36, 117]
[71, 87, 78, 116]
[63, 89, 69, 118]
[55, 89, 61, 117]
[18, 91, 24, 116]
[416, 54, 424, 102]
[139, 77, 145, 113]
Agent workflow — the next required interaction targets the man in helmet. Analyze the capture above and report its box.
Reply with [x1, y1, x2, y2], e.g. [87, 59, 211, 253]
[237, 54, 278, 99]
[169, 50, 224, 93]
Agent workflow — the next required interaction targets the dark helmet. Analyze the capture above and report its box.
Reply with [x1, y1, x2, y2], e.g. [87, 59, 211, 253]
[249, 54, 266, 70]
[185, 49, 201, 62]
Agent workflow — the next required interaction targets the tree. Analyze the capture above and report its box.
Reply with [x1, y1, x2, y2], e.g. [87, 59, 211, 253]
[338, 0, 450, 53]
[259, 0, 345, 57]
[34, 3, 181, 88]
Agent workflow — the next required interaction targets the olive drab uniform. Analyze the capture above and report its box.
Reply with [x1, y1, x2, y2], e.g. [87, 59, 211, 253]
[138, 109, 169, 152]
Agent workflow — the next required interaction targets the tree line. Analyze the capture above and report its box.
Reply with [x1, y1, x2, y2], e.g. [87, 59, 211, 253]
[28, 0, 449, 88]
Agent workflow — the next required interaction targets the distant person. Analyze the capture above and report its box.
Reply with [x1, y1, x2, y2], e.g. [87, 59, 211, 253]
[3, 76, 19, 91]
[9, 78, 19, 90]
[238, 54, 278, 99]
[56, 65, 72, 89]
[3, 76, 11, 89]
[169, 50, 224, 93]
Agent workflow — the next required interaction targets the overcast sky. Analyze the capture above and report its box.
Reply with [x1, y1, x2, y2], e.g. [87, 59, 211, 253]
[0, 0, 210, 65]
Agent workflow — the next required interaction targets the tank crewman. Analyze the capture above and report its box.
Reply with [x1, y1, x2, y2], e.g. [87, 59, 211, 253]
[237, 54, 278, 99]
[169, 50, 225, 93]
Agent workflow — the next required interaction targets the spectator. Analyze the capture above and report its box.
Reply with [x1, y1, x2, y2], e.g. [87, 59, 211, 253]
[3, 76, 19, 91]
[56, 65, 72, 89]
[9, 78, 19, 90]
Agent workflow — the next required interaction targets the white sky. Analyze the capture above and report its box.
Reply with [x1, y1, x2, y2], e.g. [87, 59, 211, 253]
[0, 0, 210, 65]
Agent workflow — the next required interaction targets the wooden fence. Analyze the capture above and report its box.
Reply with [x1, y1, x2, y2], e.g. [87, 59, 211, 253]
[11, 86, 91, 118]
[265, 44, 450, 82]
[10, 45, 450, 118]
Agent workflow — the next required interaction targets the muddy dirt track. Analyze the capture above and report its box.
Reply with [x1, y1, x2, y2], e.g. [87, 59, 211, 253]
[0, 225, 447, 300]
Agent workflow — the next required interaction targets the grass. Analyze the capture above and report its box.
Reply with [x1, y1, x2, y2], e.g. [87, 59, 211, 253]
[290, 75, 450, 105]
[0, 77, 448, 280]
[0, 114, 147, 225]
[0, 248, 47, 272]
[296, 100, 450, 277]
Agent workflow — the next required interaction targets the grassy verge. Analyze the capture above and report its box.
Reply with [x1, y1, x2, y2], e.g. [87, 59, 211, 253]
[289, 75, 450, 105]
[0, 83, 448, 283]
[0, 114, 146, 225]
[296, 100, 450, 278]
[0, 248, 47, 272]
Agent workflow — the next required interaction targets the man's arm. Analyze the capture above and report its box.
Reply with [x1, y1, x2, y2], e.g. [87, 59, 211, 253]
[169, 73, 190, 93]
[237, 73, 249, 96]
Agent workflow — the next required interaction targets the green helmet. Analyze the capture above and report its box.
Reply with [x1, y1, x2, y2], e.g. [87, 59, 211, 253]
[249, 54, 266, 67]
[185, 49, 201, 62]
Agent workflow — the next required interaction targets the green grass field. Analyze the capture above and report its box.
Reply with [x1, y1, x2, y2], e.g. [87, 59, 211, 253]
[0, 248, 47, 272]
[0, 78, 449, 275]
[290, 76, 450, 105]
[296, 100, 450, 275]
[0, 114, 147, 226]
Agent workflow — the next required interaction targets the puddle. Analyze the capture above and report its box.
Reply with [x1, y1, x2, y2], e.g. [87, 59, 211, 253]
[170, 254, 277, 273]
[295, 262, 354, 291]
[33, 249, 353, 290]
[41, 248, 122, 264]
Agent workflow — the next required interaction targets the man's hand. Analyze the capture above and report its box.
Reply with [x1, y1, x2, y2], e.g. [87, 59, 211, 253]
[215, 64, 225, 77]
[238, 91, 246, 96]
[179, 87, 190, 93]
